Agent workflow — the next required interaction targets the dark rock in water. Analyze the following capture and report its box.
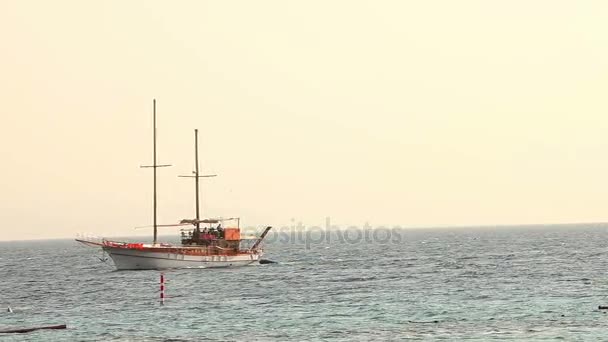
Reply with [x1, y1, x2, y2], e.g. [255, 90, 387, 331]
[259, 259, 277, 264]
[599, 306, 608, 310]
[0, 324, 66, 334]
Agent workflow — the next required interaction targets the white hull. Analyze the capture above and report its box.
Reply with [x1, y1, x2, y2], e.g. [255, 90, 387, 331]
[104, 247, 261, 270]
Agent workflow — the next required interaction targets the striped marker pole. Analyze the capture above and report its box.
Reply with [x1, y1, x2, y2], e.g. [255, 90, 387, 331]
[160, 273, 165, 306]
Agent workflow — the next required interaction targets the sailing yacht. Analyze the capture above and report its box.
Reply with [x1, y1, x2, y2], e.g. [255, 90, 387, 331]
[77, 100, 271, 270]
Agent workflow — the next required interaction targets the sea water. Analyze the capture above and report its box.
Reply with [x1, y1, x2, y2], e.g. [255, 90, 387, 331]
[1, 225, 608, 341]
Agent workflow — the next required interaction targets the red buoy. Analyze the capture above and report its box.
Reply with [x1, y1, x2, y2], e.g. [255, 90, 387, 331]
[160, 273, 165, 305]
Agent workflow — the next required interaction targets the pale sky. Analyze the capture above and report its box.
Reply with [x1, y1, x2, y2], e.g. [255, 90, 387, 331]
[1, 1, 607, 241]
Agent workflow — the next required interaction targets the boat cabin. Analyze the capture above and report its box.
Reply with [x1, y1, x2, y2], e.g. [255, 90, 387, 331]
[180, 218, 242, 250]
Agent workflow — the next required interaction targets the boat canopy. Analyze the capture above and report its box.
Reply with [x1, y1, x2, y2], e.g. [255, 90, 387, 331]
[180, 218, 219, 224]
[180, 217, 240, 225]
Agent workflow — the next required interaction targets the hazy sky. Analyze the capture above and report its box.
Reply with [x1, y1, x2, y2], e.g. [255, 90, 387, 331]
[1, 1, 607, 241]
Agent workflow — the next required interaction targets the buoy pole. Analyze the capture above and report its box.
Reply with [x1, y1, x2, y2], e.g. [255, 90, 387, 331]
[160, 273, 165, 306]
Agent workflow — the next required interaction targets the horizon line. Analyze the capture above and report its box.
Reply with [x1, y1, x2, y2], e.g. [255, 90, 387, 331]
[2, 221, 608, 243]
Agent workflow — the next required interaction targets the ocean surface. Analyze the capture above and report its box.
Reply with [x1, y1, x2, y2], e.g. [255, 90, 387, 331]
[2, 224, 608, 341]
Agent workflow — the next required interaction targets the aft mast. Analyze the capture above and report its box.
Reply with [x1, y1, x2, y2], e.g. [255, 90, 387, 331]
[180, 129, 216, 228]
[141, 99, 171, 245]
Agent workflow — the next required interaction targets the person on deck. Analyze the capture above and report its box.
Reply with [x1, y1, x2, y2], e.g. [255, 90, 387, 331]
[194, 227, 200, 243]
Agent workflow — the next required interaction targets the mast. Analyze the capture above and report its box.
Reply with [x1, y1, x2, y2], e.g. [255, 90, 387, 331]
[194, 129, 200, 228]
[141, 99, 171, 245]
[179, 129, 216, 227]
[153, 99, 157, 242]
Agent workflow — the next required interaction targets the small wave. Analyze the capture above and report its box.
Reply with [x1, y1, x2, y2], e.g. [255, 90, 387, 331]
[408, 320, 439, 324]
[328, 276, 378, 283]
